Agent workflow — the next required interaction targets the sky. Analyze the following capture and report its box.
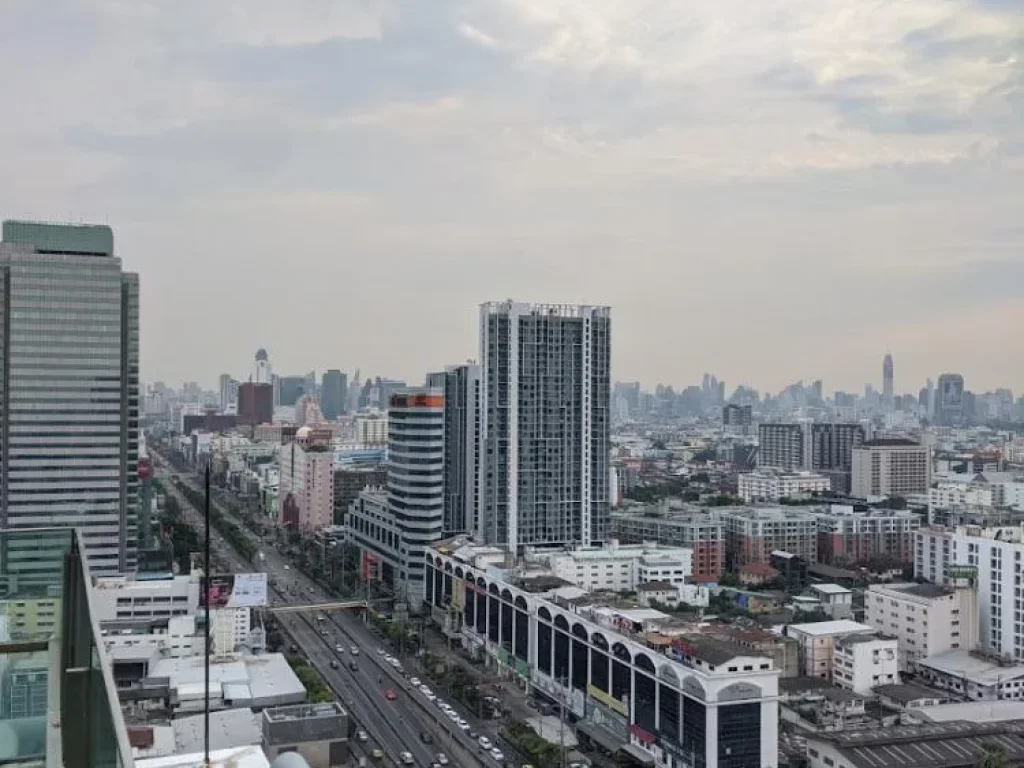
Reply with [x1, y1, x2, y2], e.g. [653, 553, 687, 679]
[0, 1, 1021, 395]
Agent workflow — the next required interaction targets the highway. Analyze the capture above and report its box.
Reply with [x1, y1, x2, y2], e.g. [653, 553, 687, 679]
[157, 460, 496, 767]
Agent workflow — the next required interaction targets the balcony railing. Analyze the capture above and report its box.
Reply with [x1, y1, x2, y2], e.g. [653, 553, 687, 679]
[0, 527, 134, 768]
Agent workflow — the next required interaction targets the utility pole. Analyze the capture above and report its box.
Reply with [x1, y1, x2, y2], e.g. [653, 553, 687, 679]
[203, 461, 211, 767]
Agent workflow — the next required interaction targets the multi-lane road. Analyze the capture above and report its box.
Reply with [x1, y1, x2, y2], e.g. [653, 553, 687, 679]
[156, 457, 513, 768]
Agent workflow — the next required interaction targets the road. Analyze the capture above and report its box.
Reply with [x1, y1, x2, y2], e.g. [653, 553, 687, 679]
[157, 459, 500, 767]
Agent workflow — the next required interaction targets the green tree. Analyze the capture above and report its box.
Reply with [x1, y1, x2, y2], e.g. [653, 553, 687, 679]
[975, 744, 1010, 768]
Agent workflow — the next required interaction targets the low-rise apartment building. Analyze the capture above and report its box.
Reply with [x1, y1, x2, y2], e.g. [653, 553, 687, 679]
[814, 505, 921, 566]
[785, 620, 876, 680]
[610, 508, 724, 582]
[832, 633, 899, 694]
[851, 438, 931, 499]
[738, 470, 829, 502]
[721, 507, 818, 568]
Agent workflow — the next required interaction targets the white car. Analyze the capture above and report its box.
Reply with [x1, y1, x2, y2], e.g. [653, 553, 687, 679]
[456, 717, 468, 728]
[447, 711, 459, 722]
[490, 749, 504, 762]
[478, 736, 492, 750]
[400, 752, 414, 765]
[436, 755, 449, 766]
[376, 648, 386, 656]
[425, 693, 437, 702]
[409, 677, 421, 687]
[356, 730, 368, 742]
[335, 645, 344, 654]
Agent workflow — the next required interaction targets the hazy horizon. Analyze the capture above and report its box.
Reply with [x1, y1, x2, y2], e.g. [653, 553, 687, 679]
[1, 1, 1020, 393]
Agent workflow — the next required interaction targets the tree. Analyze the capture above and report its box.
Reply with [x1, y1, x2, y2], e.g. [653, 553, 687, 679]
[975, 744, 1010, 768]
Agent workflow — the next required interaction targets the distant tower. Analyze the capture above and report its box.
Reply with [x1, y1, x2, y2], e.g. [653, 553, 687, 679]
[254, 347, 272, 384]
[882, 353, 894, 404]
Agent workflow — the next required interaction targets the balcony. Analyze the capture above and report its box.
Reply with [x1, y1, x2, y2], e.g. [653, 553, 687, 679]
[0, 528, 133, 768]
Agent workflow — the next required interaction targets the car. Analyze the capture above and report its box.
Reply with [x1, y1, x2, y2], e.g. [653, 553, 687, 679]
[478, 736, 493, 750]
[409, 677, 421, 686]
[349, 661, 359, 671]
[425, 693, 437, 702]
[490, 749, 504, 762]
[371, 748, 384, 759]
[350, 645, 359, 655]
[400, 752, 414, 765]
[335, 645, 344, 654]
[385, 688, 397, 701]
[447, 711, 459, 722]
[330, 660, 339, 669]
[376, 648, 386, 656]
[456, 718, 468, 728]
[420, 732, 434, 744]
[420, 685, 431, 694]
[283, 564, 290, 570]
[468, 729, 479, 739]
[357, 730, 368, 742]
[436, 754, 449, 766]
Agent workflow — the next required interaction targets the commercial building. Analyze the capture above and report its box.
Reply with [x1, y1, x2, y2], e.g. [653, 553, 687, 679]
[737, 469, 829, 502]
[935, 373, 966, 426]
[0, 527, 134, 766]
[0, 221, 140, 576]
[832, 632, 899, 694]
[814, 506, 921, 566]
[720, 507, 818, 567]
[386, 388, 445, 606]
[425, 540, 781, 768]
[722, 404, 752, 428]
[219, 374, 239, 412]
[427, 363, 480, 536]
[865, 582, 978, 670]
[262, 702, 349, 767]
[916, 648, 1024, 701]
[785, 620, 876, 679]
[478, 301, 611, 551]
[237, 382, 273, 426]
[253, 348, 272, 385]
[540, 540, 698, 598]
[276, 375, 310, 407]
[353, 409, 387, 445]
[332, 466, 387, 527]
[277, 429, 335, 532]
[851, 438, 932, 499]
[320, 369, 347, 420]
[609, 509, 724, 582]
[915, 524, 1024, 660]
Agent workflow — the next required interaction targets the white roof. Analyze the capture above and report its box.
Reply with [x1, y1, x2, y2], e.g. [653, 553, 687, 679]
[787, 620, 873, 636]
[913, 700, 1024, 723]
[811, 583, 852, 595]
[918, 650, 1024, 685]
[149, 653, 304, 708]
[173, 709, 263, 753]
[136, 746, 269, 768]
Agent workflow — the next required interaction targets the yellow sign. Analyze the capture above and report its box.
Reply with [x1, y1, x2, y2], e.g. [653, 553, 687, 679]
[587, 684, 628, 716]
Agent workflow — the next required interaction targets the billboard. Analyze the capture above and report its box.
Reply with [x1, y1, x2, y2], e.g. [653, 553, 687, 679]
[200, 573, 268, 608]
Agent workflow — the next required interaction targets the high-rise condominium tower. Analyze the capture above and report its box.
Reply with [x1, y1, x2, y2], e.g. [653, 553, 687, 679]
[478, 301, 611, 553]
[320, 369, 347, 420]
[427, 363, 480, 536]
[0, 221, 139, 576]
[882, 353, 894, 403]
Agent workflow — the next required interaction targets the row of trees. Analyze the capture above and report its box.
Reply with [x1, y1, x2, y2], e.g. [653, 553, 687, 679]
[503, 720, 562, 766]
[173, 480, 258, 562]
[287, 657, 332, 703]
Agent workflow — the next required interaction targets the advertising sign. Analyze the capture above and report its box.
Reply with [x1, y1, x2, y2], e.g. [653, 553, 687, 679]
[200, 573, 268, 608]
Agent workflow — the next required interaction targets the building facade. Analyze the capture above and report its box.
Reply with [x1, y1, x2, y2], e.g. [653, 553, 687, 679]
[427, 363, 480, 536]
[865, 582, 978, 670]
[737, 470, 829, 502]
[720, 507, 818, 568]
[610, 511, 725, 582]
[935, 373, 965, 426]
[757, 424, 804, 471]
[478, 301, 611, 551]
[237, 382, 273, 426]
[814, 507, 921, 566]
[425, 546, 781, 768]
[832, 633, 898, 694]
[333, 466, 387, 527]
[0, 221, 139, 576]
[850, 439, 931, 499]
[277, 433, 335, 532]
[320, 369, 347, 420]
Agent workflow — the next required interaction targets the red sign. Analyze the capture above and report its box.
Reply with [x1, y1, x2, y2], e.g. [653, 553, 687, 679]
[628, 725, 656, 745]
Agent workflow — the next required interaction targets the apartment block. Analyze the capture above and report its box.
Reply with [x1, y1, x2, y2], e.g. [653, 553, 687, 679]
[758, 424, 805, 470]
[851, 439, 931, 499]
[738, 469, 829, 502]
[277, 431, 335, 532]
[814, 506, 921, 566]
[720, 507, 819, 567]
[832, 633, 899, 694]
[865, 582, 978, 670]
[786, 620, 876, 679]
[609, 509, 724, 581]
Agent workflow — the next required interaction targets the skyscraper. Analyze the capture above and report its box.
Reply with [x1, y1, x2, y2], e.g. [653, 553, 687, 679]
[320, 369, 347, 420]
[478, 301, 611, 552]
[427, 363, 480, 536]
[253, 347, 272, 384]
[936, 373, 965, 426]
[882, 353, 894, 404]
[0, 221, 139, 576]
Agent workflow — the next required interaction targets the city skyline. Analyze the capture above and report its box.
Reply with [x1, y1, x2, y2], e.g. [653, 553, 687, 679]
[2, 2, 1020, 391]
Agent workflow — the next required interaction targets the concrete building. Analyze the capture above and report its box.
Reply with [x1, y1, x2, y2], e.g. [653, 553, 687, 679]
[865, 582, 978, 670]
[253, 348, 272, 385]
[609, 509, 724, 582]
[277, 431, 335, 532]
[806, 422, 866, 494]
[814, 505, 921, 566]
[541, 540, 696, 597]
[353, 409, 387, 445]
[722, 404, 752, 428]
[332, 466, 387, 527]
[237, 382, 273, 426]
[219, 374, 239, 412]
[915, 524, 1024, 660]
[720, 507, 818, 567]
[851, 438, 932, 499]
[809, 584, 854, 620]
[737, 469, 829, 502]
[883, 353, 894, 405]
[935, 373, 966, 427]
[425, 540, 781, 768]
[294, 394, 323, 428]
[832, 633, 899, 694]
[262, 702, 349, 767]
[0, 220, 140, 576]
[930, 471, 1024, 513]
[757, 423, 805, 470]
[785, 620, 876, 679]
[320, 369, 347, 421]
[386, 388, 445, 607]
[916, 648, 1024, 701]
[478, 300, 611, 551]
[427, 363, 481, 537]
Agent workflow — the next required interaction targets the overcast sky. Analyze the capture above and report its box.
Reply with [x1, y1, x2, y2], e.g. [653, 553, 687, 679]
[1, 1, 1021, 395]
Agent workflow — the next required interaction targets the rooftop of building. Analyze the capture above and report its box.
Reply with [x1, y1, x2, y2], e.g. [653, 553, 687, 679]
[719, 506, 818, 521]
[874, 582, 953, 599]
[136, 746, 270, 768]
[672, 634, 760, 666]
[912, 700, 1024, 724]
[148, 652, 305, 706]
[873, 682, 949, 704]
[738, 562, 779, 576]
[835, 632, 891, 648]
[263, 701, 347, 722]
[810, 720, 1024, 768]
[919, 649, 1024, 685]
[637, 580, 676, 592]
[860, 438, 922, 448]
[810, 583, 852, 595]
[788, 619, 875, 637]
